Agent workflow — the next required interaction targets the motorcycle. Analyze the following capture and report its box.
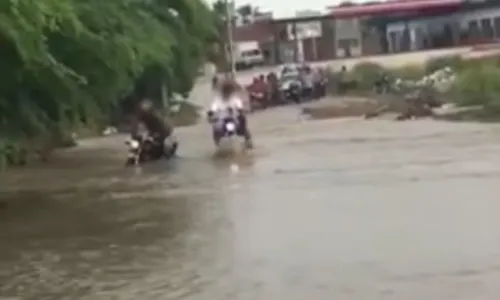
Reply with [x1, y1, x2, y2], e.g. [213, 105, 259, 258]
[125, 132, 178, 166]
[312, 76, 327, 99]
[249, 91, 267, 112]
[221, 116, 238, 137]
[209, 108, 243, 149]
[279, 75, 303, 104]
[280, 81, 302, 103]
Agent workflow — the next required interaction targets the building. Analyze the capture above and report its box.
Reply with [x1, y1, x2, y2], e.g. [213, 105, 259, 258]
[231, 0, 500, 65]
[295, 10, 323, 18]
[234, 10, 273, 27]
[328, 0, 500, 56]
[231, 20, 275, 65]
[231, 12, 336, 64]
[271, 15, 336, 63]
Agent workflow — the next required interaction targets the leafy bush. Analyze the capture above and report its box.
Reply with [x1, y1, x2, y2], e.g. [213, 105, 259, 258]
[460, 55, 500, 71]
[349, 62, 386, 90]
[425, 55, 463, 73]
[450, 65, 500, 112]
[391, 64, 425, 80]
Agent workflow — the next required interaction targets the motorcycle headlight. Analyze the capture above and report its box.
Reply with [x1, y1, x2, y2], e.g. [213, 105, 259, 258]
[225, 122, 236, 132]
[128, 140, 140, 149]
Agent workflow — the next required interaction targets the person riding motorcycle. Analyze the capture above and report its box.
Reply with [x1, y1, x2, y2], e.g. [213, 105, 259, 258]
[247, 76, 268, 107]
[207, 80, 253, 148]
[130, 99, 174, 156]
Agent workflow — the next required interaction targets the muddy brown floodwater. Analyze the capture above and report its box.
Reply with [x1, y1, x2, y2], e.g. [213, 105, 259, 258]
[2, 104, 500, 299]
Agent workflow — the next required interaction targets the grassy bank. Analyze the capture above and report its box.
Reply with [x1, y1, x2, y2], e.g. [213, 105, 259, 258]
[312, 54, 500, 120]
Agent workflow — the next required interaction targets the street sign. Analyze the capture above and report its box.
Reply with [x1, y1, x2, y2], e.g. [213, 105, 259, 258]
[286, 21, 323, 40]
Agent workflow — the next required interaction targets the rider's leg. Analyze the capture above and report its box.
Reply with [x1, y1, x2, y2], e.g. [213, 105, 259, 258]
[212, 127, 222, 145]
[237, 113, 253, 148]
[151, 135, 166, 159]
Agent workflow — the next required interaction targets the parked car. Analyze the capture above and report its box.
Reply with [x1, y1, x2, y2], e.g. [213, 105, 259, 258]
[234, 41, 265, 69]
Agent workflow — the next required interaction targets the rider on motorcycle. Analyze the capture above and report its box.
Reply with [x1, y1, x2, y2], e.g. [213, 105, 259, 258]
[247, 76, 267, 100]
[130, 99, 173, 150]
[207, 80, 253, 148]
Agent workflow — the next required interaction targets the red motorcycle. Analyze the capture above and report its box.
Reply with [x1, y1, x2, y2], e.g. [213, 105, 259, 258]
[249, 91, 267, 112]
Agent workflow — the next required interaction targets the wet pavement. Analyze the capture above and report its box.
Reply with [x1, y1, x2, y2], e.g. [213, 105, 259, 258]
[2, 102, 500, 299]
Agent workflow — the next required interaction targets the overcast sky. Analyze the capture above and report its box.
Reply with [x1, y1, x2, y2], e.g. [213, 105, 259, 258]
[207, 0, 367, 18]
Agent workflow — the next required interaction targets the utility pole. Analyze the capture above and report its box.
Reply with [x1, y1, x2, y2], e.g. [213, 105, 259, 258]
[292, 22, 299, 63]
[225, 0, 236, 77]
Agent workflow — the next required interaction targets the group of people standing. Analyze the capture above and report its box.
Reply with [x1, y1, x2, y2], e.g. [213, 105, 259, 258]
[246, 65, 328, 107]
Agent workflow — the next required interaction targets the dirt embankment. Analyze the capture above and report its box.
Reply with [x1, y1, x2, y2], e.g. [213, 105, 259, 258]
[301, 95, 412, 120]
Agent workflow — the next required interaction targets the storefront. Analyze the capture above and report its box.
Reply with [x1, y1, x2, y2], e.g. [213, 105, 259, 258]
[328, 0, 483, 55]
[271, 15, 336, 64]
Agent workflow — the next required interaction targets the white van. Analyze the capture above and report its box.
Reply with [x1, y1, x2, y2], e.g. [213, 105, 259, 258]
[234, 41, 264, 69]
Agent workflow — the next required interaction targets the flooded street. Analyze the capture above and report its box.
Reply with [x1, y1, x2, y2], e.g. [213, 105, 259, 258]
[2, 102, 500, 299]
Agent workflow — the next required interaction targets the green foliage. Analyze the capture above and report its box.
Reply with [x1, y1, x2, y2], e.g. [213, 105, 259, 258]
[450, 64, 500, 112]
[391, 64, 425, 80]
[209, 0, 230, 69]
[347, 62, 424, 91]
[331, 56, 500, 120]
[425, 55, 463, 73]
[0, 0, 219, 168]
[459, 55, 500, 70]
[349, 62, 386, 90]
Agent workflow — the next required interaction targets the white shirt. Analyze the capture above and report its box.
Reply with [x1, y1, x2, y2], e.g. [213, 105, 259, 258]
[302, 73, 314, 88]
[209, 95, 243, 118]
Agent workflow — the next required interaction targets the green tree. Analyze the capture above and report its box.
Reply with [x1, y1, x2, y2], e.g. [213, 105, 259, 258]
[0, 0, 219, 169]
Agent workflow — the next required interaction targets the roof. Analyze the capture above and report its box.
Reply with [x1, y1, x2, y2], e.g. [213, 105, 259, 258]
[272, 14, 331, 24]
[329, 0, 462, 18]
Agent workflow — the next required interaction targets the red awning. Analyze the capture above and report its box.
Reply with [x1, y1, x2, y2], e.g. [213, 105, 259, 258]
[329, 0, 462, 18]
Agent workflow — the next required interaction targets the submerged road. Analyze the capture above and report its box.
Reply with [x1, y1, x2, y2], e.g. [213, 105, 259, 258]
[2, 80, 500, 299]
